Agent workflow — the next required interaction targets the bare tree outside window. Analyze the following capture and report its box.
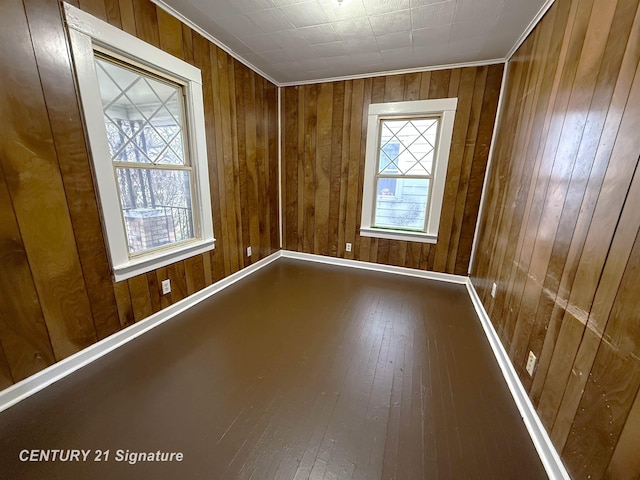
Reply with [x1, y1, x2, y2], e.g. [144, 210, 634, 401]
[95, 55, 195, 254]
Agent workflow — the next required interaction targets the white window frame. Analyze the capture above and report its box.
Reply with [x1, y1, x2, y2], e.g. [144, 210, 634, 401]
[65, 3, 214, 282]
[360, 98, 457, 244]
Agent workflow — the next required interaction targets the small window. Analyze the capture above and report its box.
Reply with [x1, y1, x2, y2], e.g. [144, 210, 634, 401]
[66, 4, 214, 281]
[361, 99, 457, 244]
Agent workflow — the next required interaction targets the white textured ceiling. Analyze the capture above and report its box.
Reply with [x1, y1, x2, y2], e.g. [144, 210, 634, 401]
[155, 0, 550, 85]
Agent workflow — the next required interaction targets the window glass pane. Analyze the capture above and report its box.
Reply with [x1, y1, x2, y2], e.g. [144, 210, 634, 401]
[379, 140, 400, 174]
[374, 178, 429, 231]
[378, 177, 397, 197]
[95, 56, 187, 166]
[378, 118, 438, 176]
[116, 168, 194, 254]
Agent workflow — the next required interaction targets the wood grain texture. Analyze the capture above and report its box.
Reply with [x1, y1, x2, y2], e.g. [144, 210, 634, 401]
[131, 0, 159, 47]
[156, 7, 183, 59]
[0, 346, 14, 390]
[0, 0, 98, 361]
[0, 0, 278, 388]
[606, 387, 640, 479]
[25, 0, 121, 342]
[281, 66, 503, 274]
[0, 163, 55, 381]
[471, 0, 640, 478]
[0, 258, 547, 479]
[78, 0, 107, 21]
[117, 0, 136, 34]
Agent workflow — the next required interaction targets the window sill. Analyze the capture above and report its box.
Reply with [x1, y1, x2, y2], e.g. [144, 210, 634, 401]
[112, 238, 215, 282]
[360, 227, 437, 244]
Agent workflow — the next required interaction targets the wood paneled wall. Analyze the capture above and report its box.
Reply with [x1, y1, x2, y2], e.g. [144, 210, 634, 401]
[281, 65, 503, 275]
[0, 0, 278, 387]
[471, 0, 640, 477]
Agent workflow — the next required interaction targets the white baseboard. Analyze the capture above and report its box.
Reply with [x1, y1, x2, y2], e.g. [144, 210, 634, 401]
[0, 251, 283, 414]
[280, 250, 468, 284]
[283, 250, 569, 480]
[0, 249, 569, 479]
[465, 280, 570, 480]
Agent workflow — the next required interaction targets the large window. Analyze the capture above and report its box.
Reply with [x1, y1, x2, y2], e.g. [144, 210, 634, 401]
[361, 99, 457, 244]
[66, 4, 214, 281]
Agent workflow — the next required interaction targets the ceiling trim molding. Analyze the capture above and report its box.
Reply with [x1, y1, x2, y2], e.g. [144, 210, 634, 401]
[150, 0, 280, 86]
[278, 58, 507, 87]
[505, 0, 556, 60]
[151, 0, 554, 87]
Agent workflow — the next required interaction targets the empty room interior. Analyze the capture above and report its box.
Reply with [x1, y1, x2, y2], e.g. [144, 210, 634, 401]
[0, 0, 639, 478]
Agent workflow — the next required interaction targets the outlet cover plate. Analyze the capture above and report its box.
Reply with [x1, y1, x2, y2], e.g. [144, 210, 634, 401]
[526, 351, 537, 376]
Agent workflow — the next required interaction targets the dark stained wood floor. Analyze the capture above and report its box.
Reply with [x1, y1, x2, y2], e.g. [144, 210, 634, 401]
[0, 258, 547, 479]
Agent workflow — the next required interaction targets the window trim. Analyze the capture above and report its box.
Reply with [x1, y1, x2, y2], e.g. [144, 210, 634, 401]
[360, 98, 457, 244]
[65, 3, 214, 282]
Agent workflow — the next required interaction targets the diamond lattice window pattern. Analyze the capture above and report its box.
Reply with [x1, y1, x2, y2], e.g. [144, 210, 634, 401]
[94, 55, 195, 254]
[95, 57, 187, 166]
[378, 118, 438, 177]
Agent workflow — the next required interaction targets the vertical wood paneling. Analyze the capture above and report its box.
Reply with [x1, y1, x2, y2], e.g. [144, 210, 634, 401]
[456, 66, 502, 273]
[283, 86, 299, 250]
[0, 347, 13, 390]
[0, 0, 278, 389]
[256, 78, 268, 257]
[191, 32, 223, 283]
[113, 281, 134, 328]
[128, 274, 152, 322]
[184, 255, 205, 296]
[541, 0, 640, 446]
[354, 78, 372, 261]
[303, 85, 318, 254]
[0, 166, 55, 381]
[328, 82, 345, 257]
[149, 270, 163, 311]
[181, 23, 194, 64]
[268, 83, 279, 251]
[131, 0, 159, 47]
[78, 0, 107, 21]
[244, 68, 261, 262]
[446, 67, 486, 273]
[25, 0, 121, 342]
[315, 83, 333, 256]
[0, 0, 98, 361]
[103, 0, 121, 27]
[344, 79, 365, 260]
[606, 387, 640, 478]
[168, 262, 187, 304]
[432, 67, 476, 272]
[282, 66, 503, 274]
[215, 49, 238, 275]
[296, 87, 305, 252]
[233, 62, 248, 266]
[471, 0, 640, 477]
[117, 0, 136, 34]
[156, 7, 183, 59]
[336, 81, 352, 258]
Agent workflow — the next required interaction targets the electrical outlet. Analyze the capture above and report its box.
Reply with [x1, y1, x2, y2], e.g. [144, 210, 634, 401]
[346, 242, 352, 252]
[526, 351, 537, 376]
[247, 246, 252, 257]
[161, 279, 171, 295]
[491, 282, 497, 298]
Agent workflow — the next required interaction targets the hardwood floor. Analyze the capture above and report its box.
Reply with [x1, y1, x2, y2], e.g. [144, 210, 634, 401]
[0, 258, 546, 479]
